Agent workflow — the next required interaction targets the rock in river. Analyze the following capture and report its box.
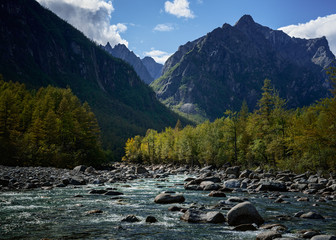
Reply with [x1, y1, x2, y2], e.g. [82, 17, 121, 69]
[311, 235, 336, 240]
[180, 209, 225, 223]
[209, 191, 226, 197]
[256, 230, 282, 240]
[121, 215, 140, 222]
[227, 201, 264, 226]
[154, 193, 185, 204]
[145, 216, 158, 223]
[300, 211, 325, 219]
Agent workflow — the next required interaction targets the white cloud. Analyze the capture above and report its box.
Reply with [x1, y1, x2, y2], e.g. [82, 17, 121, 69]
[164, 0, 195, 19]
[154, 24, 174, 32]
[279, 14, 336, 56]
[144, 49, 172, 64]
[36, 0, 128, 47]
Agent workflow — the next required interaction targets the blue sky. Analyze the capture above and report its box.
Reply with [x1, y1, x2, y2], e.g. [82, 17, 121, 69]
[37, 0, 336, 64]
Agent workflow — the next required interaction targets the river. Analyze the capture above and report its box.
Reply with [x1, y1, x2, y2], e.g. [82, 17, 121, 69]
[1, 174, 335, 239]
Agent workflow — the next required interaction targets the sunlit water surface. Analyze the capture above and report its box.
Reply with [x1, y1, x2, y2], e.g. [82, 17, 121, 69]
[1, 175, 335, 239]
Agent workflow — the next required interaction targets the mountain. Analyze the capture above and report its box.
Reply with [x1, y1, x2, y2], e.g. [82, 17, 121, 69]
[103, 43, 154, 84]
[0, 0, 188, 159]
[142, 56, 163, 80]
[151, 15, 335, 121]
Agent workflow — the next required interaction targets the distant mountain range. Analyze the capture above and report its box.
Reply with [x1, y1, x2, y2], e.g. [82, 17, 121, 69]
[151, 15, 335, 121]
[103, 43, 163, 84]
[142, 56, 163, 80]
[0, 0, 187, 159]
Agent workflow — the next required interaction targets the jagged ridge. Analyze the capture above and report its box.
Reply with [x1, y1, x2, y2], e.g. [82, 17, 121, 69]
[151, 15, 335, 121]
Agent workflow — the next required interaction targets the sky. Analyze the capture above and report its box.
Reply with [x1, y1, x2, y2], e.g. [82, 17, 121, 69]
[36, 0, 336, 64]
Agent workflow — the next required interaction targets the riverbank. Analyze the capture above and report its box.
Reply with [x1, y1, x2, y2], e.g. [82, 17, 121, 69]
[1, 164, 336, 195]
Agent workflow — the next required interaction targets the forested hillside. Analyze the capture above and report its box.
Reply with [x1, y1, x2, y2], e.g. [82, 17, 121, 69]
[124, 69, 336, 172]
[0, 77, 105, 168]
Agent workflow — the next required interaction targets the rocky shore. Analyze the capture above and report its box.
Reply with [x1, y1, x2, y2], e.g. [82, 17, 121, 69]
[1, 164, 336, 239]
[1, 164, 335, 195]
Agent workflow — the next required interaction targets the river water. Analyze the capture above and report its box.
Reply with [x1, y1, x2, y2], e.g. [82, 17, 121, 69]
[1, 174, 335, 239]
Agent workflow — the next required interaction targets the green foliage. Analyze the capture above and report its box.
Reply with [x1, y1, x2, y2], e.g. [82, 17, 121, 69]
[0, 77, 106, 168]
[123, 78, 336, 173]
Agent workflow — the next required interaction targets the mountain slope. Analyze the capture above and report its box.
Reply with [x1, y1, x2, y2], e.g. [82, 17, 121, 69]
[0, 0, 188, 159]
[151, 15, 335, 121]
[142, 56, 163, 80]
[103, 43, 154, 84]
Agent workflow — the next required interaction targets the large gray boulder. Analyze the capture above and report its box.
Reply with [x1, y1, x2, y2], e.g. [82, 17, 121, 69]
[73, 165, 87, 173]
[223, 179, 241, 189]
[180, 210, 225, 223]
[154, 193, 185, 204]
[300, 211, 324, 219]
[226, 166, 240, 177]
[135, 166, 148, 174]
[226, 201, 264, 226]
[311, 235, 336, 240]
[200, 181, 220, 191]
[69, 176, 86, 185]
[256, 230, 282, 240]
[256, 181, 287, 192]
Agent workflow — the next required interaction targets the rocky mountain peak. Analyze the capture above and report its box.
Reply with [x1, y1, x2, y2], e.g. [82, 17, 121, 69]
[234, 14, 255, 28]
[105, 42, 112, 50]
[141, 56, 163, 80]
[103, 43, 154, 84]
[151, 15, 335, 121]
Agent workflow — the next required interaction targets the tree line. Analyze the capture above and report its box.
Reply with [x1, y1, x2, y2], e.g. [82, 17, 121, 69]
[0, 75, 106, 168]
[123, 70, 336, 173]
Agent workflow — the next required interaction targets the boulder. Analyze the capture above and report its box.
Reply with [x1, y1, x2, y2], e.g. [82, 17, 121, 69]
[0, 179, 9, 187]
[308, 175, 319, 183]
[121, 215, 140, 222]
[87, 209, 103, 214]
[300, 212, 324, 219]
[200, 181, 220, 191]
[69, 176, 86, 185]
[104, 191, 123, 196]
[202, 176, 221, 183]
[145, 216, 157, 223]
[226, 166, 240, 177]
[154, 193, 185, 204]
[256, 181, 287, 192]
[24, 183, 37, 189]
[185, 184, 203, 191]
[168, 206, 184, 212]
[233, 224, 257, 231]
[260, 223, 287, 233]
[135, 166, 148, 174]
[200, 165, 215, 172]
[290, 183, 308, 191]
[209, 191, 226, 197]
[73, 165, 87, 173]
[84, 166, 96, 174]
[226, 201, 264, 226]
[89, 189, 107, 194]
[301, 230, 320, 238]
[256, 230, 282, 240]
[180, 210, 225, 223]
[311, 235, 336, 240]
[225, 197, 246, 204]
[223, 179, 241, 189]
[239, 169, 252, 179]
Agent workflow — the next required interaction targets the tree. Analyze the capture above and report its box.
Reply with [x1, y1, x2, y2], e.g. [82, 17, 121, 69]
[0, 78, 106, 168]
